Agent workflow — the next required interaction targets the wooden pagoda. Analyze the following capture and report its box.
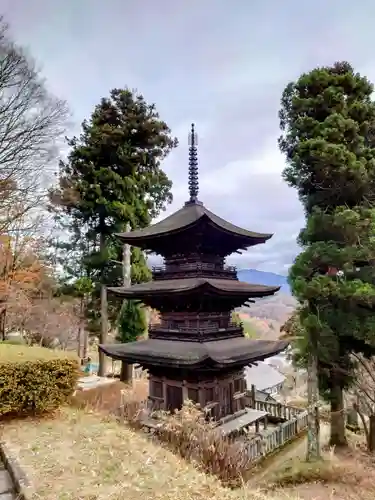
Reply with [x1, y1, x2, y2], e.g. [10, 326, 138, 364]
[99, 124, 288, 422]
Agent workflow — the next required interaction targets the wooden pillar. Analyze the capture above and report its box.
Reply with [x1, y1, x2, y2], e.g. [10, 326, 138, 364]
[182, 381, 188, 403]
[255, 420, 260, 433]
[251, 384, 256, 408]
[264, 415, 268, 430]
[162, 377, 167, 411]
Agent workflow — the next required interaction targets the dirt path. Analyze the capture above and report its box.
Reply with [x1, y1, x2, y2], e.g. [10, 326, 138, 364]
[248, 423, 330, 486]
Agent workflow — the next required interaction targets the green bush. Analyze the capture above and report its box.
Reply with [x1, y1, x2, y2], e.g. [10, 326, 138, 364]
[0, 344, 80, 417]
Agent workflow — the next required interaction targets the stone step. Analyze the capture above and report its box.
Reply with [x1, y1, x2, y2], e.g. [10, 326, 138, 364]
[0, 461, 16, 500]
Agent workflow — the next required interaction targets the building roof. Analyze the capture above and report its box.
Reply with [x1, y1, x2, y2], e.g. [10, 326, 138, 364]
[245, 362, 286, 392]
[99, 337, 288, 369]
[116, 202, 272, 247]
[255, 389, 277, 403]
[108, 278, 280, 299]
[218, 408, 269, 437]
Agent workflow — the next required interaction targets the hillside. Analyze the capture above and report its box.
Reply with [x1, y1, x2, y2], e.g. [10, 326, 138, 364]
[234, 269, 296, 340]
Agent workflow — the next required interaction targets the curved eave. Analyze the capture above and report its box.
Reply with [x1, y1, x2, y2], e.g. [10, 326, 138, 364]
[115, 203, 272, 247]
[108, 279, 280, 300]
[98, 338, 289, 368]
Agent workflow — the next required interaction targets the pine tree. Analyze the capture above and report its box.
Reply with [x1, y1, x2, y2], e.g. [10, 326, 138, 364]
[51, 88, 177, 336]
[279, 62, 375, 450]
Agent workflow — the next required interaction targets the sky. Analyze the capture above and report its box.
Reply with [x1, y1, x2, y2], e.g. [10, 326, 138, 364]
[2, 0, 375, 274]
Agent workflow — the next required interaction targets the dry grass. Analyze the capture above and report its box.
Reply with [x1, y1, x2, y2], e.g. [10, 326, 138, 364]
[263, 443, 375, 500]
[151, 402, 258, 486]
[0, 406, 289, 500]
[73, 383, 256, 486]
[74, 379, 148, 415]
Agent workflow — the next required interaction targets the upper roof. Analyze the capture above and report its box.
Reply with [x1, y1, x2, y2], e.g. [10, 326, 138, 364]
[116, 202, 272, 247]
[244, 361, 286, 392]
[108, 278, 280, 299]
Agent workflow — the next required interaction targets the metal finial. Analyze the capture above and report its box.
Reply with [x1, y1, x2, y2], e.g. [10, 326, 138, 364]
[188, 123, 199, 202]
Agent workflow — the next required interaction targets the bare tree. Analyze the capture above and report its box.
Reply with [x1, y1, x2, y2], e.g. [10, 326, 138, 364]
[348, 354, 375, 452]
[0, 17, 69, 233]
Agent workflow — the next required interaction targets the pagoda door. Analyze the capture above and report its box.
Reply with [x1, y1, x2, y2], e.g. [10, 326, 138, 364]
[166, 384, 183, 413]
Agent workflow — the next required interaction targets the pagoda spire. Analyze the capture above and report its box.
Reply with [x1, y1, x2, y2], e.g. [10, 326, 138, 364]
[188, 123, 199, 203]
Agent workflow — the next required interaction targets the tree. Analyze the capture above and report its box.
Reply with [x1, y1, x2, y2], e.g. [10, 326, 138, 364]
[0, 18, 68, 234]
[279, 61, 375, 453]
[348, 354, 375, 451]
[117, 300, 146, 343]
[50, 88, 177, 373]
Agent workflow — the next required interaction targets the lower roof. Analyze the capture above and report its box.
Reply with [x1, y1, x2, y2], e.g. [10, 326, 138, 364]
[98, 337, 288, 369]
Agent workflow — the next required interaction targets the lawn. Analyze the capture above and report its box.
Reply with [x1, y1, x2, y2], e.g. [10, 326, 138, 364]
[0, 406, 287, 500]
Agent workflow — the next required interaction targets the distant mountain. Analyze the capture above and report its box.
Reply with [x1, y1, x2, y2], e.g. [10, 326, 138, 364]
[237, 268, 291, 294]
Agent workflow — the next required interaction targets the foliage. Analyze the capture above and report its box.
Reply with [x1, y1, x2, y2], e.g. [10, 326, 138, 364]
[0, 344, 79, 416]
[116, 300, 147, 343]
[279, 61, 375, 445]
[231, 311, 257, 338]
[50, 88, 177, 331]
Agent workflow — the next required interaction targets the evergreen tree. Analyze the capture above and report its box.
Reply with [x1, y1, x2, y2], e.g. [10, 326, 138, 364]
[116, 300, 147, 344]
[279, 62, 375, 447]
[51, 88, 178, 334]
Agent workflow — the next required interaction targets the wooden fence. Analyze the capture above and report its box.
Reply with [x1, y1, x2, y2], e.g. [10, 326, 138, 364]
[241, 409, 308, 461]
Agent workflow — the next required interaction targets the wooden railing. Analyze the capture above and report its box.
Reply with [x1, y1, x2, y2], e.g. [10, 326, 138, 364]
[254, 400, 302, 420]
[120, 382, 309, 463]
[241, 410, 308, 461]
[150, 322, 240, 334]
[152, 263, 237, 280]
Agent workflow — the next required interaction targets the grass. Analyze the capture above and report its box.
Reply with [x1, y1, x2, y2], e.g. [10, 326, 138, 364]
[0, 406, 288, 500]
[0, 343, 78, 362]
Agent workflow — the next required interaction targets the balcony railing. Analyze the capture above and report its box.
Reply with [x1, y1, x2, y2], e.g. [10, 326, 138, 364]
[150, 321, 240, 334]
[152, 262, 237, 280]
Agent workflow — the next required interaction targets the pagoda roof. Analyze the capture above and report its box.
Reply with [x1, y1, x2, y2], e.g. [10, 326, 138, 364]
[98, 338, 289, 369]
[108, 278, 280, 299]
[116, 202, 272, 246]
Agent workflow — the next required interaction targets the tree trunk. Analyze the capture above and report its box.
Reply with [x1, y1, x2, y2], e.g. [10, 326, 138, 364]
[330, 377, 347, 447]
[98, 230, 108, 377]
[306, 339, 320, 461]
[120, 362, 132, 383]
[98, 284, 108, 377]
[0, 308, 6, 340]
[346, 406, 359, 431]
[369, 415, 375, 452]
[120, 224, 132, 384]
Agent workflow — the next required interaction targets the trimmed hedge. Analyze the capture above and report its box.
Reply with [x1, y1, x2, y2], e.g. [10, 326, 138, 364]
[0, 344, 80, 417]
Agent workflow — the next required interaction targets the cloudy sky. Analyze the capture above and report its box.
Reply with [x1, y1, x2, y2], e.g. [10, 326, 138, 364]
[2, 0, 375, 274]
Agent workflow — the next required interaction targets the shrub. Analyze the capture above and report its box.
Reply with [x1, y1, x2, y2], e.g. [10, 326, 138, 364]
[0, 344, 79, 417]
[148, 402, 254, 486]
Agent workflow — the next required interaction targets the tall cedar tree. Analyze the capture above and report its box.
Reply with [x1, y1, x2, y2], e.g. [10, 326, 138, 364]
[51, 88, 177, 331]
[279, 62, 375, 447]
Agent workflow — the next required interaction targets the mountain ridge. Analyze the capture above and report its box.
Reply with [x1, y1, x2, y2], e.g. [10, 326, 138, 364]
[237, 268, 291, 294]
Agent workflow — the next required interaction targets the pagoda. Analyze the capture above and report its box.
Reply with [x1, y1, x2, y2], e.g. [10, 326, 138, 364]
[99, 124, 288, 422]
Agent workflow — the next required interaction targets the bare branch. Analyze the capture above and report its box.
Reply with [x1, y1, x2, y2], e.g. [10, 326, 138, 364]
[0, 18, 69, 233]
